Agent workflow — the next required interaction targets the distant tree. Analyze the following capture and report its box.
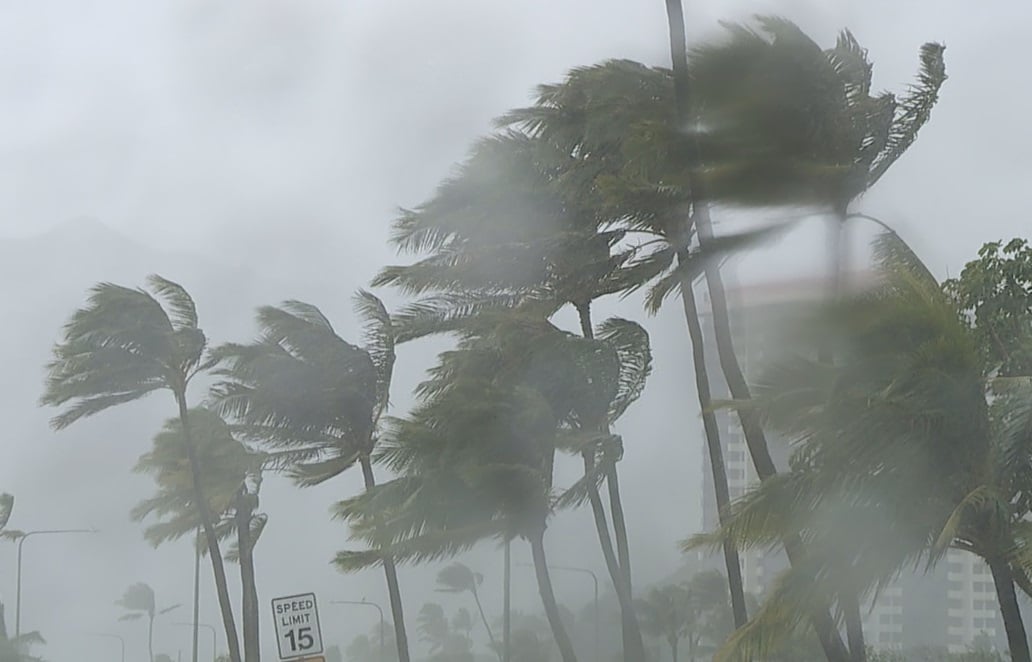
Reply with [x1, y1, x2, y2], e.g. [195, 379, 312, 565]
[325, 643, 343, 662]
[418, 603, 474, 662]
[0, 602, 43, 662]
[117, 582, 180, 662]
[436, 563, 498, 657]
[41, 275, 242, 662]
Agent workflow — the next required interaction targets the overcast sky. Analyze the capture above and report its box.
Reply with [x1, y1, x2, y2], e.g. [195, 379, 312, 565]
[0, 1, 1029, 661]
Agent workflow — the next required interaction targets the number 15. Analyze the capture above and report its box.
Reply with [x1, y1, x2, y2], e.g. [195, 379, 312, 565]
[285, 627, 314, 651]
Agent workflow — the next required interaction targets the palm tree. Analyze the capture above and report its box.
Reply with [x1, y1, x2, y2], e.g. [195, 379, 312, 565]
[337, 314, 648, 662]
[375, 132, 650, 661]
[0, 603, 42, 662]
[130, 408, 267, 662]
[689, 235, 1032, 662]
[41, 275, 242, 662]
[436, 563, 499, 658]
[209, 292, 411, 662]
[117, 583, 180, 662]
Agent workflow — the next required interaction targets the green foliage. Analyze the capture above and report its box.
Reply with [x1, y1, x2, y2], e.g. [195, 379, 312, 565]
[686, 234, 1032, 661]
[41, 275, 210, 427]
[211, 295, 392, 487]
[945, 238, 1032, 377]
[131, 408, 263, 549]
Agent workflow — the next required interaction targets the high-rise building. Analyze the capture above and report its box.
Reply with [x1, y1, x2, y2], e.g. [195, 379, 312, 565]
[694, 275, 1008, 654]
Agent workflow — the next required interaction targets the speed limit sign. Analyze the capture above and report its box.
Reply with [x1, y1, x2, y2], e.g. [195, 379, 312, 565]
[272, 592, 324, 660]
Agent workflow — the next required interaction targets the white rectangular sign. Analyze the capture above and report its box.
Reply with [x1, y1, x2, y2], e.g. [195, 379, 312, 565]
[272, 592, 324, 660]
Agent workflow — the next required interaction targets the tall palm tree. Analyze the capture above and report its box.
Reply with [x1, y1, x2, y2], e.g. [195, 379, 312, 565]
[209, 292, 411, 662]
[435, 563, 499, 658]
[117, 582, 180, 662]
[130, 408, 267, 662]
[40, 276, 242, 662]
[338, 314, 650, 662]
[690, 234, 1032, 662]
[375, 132, 650, 661]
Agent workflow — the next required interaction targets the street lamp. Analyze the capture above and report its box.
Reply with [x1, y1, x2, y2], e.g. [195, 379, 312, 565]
[174, 621, 217, 662]
[14, 528, 98, 636]
[331, 599, 385, 661]
[519, 563, 599, 662]
[89, 632, 126, 662]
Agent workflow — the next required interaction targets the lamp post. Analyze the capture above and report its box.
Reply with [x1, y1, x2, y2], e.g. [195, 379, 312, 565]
[331, 599, 385, 661]
[14, 528, 97, 636]
[519, 563, 599, 661]
[174, 621, 217, 662]
[89, 632, 126, 662]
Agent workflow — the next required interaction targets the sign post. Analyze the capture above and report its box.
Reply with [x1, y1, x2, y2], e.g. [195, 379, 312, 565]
[272, 592, 324, 661]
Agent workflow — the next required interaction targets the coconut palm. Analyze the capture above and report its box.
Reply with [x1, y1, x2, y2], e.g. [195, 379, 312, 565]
[690, 234, 1032, 662]
[40, 275, 242, 662]
[375, 131, 650, 662]
[130, 408, 267, 662]
[337, 313, 650, 662]
[209, 291, 411, 662]
[436, 563, 499, 658]
[117, 583, 180, 662]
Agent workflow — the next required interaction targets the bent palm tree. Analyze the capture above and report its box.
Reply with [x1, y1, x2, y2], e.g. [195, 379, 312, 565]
[117, 582, 180, 662]
[338, 314, 649, 662]
[41, 276, 242, 662]
[130, 408, 267, 662]
[436, 563, 499, 658]
[376, 132, 650, 661]
[690, 235, 1032, 662]
[210, 292, 411, 662]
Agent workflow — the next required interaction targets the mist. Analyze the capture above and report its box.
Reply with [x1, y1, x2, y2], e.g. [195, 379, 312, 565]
[0, 2, 1029, 662]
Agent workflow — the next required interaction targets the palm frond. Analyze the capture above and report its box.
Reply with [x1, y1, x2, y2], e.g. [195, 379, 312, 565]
[868, 43, 947, 186]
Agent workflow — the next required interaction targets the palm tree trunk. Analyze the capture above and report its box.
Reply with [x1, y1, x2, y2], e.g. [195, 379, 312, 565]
[677, 278, 749, 629]
[236, 491, 259, 662]
[503, 537, 512, 662]
[192, 528, 200, 662]
[359, 455, 411, 662]
[470, 584, 500, 658]
[823, 212, 866, 662]
[149, 614, 155, 662]
[686, 216, 854, 662]
[576, 302, 648, 662]
[988, 556, 1031, 662]
[528, 527, 579, 662]
[176, 397, 243, 662]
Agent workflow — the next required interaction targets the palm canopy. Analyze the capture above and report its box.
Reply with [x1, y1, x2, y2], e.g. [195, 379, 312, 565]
[335, 312, 650, 569]
[41, 275, 209, 426]
[687, 17, 946, 210]
[210, 292, 393, 487]
[131, 408, 264, 549]
[375, 131, 642, 343]
[686, 235, 1032, 660]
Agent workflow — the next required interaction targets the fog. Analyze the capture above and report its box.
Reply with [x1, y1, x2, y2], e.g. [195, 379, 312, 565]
[0, 1, 1028, 661]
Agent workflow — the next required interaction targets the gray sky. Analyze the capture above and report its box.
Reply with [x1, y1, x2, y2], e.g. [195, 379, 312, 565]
[0, 1, 1028, 660]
